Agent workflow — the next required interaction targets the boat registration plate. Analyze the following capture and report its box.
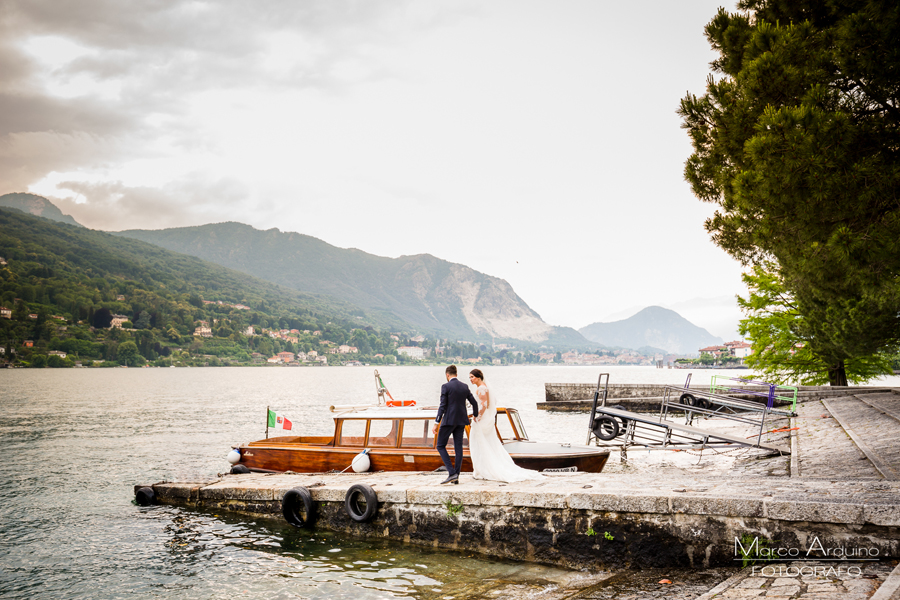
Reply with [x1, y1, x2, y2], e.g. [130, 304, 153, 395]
[542, 466, 578, 473]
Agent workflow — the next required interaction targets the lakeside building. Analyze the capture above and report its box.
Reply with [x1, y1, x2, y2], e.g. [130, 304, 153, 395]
[193, 321, 213, 337]
[699, 341, 753, 359]
[110, 314, 129, 329]
[725, 340, 752, 358]
[0, 306, 10, 319]
[397, 346, 425, 359]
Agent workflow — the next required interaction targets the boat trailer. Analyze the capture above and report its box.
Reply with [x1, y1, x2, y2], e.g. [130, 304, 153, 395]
[586, 373, 793, 456]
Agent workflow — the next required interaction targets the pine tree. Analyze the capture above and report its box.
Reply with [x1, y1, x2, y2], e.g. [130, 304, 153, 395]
[679, 0, 900, 384]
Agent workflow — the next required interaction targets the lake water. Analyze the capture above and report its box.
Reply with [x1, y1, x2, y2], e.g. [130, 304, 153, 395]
[3, 366, 898, 599]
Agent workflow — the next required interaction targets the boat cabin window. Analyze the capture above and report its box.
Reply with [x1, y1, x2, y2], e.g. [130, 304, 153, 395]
[338, 419, 368, 447]
[400, 419, 435, 448]
[508, 409, 528, 440]
[495, 411, 516, 441]
[368, 419, 399, 447]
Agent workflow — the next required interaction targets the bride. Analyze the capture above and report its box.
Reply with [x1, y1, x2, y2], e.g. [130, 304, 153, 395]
[467, 369, 543, 482]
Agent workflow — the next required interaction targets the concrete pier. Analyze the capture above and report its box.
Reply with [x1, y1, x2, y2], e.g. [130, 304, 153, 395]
[538, 383, 898, 412]
[136, 470, 900, 572]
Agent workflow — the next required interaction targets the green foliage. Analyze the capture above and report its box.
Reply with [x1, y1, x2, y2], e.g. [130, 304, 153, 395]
[47, 354, 68, 368]
[116, 341, 143, 367]
[738, 265, 893, 385]
[442, 499, 464, 518]
[585, 527, 596, 536]
[737, 534, 778, 569]
[0, 208, 414, 367]
[679, 2, 900, 384]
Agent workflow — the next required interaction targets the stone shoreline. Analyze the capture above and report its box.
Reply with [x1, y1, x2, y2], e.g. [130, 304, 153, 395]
[136, 391, 900, 598]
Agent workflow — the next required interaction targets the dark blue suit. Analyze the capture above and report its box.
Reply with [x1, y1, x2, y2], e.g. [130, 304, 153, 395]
[436, 377, 479, 476]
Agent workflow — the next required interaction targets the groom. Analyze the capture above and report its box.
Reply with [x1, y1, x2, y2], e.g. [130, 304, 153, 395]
[432, 365, 478, 484]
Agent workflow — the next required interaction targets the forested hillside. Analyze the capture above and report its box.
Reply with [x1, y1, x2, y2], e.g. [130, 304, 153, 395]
[0, 208, 412, 367]
[115, 221, 579, 343]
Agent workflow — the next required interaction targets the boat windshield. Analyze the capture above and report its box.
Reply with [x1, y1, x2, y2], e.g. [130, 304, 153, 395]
[495, 411, 516, 441]
[509, 409, 528, 440]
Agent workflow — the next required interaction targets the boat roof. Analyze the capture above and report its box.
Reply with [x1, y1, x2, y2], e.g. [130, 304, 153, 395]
[332, 406, 439, 419]
[330, 405, 516, 419]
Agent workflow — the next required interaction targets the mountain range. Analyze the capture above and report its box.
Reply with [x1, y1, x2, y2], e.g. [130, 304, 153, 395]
[579, 306, 724, 355]
[113, 222, 586, 345]
[1, 192, 729, 352]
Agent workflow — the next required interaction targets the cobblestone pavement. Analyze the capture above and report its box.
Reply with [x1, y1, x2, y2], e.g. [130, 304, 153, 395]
[826, 394, 900, 479]
[567, 567, 737, 600]
[794, 399, 883, 479]
[699, 560, 897, 600]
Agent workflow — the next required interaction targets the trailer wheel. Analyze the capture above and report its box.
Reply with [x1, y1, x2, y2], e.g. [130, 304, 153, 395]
[696, 397, 712, 410]
[344, 484, 378, 523]
[231, 464, 250, 474]
[282, 486, 314, 527]
[592, 416, 619, 441]
[135, 486, 156, 506]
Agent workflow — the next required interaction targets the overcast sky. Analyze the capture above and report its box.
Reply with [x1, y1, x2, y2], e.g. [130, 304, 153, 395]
[1, 0, 748, 339]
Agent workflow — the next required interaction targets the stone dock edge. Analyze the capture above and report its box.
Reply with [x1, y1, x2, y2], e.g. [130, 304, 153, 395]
[134, 471, 900, 572]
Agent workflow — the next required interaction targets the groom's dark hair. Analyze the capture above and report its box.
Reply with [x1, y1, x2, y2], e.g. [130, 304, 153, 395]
[445, 365, 457, 376]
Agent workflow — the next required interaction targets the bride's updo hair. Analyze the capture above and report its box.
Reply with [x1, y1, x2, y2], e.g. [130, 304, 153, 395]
[469, 368, 484, 380]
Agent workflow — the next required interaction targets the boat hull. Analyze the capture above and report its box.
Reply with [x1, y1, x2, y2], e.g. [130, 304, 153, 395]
[237, 442, 609, 474]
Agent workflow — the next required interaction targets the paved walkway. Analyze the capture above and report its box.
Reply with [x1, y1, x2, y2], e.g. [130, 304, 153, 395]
[793, 399, 881, 479]
[691, 560, 898, 600]
[824, 394, 900, 479]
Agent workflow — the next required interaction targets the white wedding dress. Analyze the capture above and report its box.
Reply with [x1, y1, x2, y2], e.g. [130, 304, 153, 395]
[469, 384, 543, 482]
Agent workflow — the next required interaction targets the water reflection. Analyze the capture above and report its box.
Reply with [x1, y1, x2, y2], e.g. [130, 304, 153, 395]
[1, 366, 777, 599]
[139, 504, 563, 600]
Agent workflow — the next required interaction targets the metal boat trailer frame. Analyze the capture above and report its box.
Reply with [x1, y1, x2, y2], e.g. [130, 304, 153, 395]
[586, 373, 791, 456]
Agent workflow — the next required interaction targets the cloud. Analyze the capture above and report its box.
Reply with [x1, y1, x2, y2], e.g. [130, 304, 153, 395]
[0, 0, 441, 198]
[50, 175, 252, 231]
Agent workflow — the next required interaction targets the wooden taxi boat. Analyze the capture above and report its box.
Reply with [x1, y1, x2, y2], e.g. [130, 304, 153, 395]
[232, 404, 609, 474]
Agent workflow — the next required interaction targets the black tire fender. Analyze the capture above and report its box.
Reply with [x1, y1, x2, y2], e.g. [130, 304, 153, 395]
[344, 483, 378, 523]
[135, 486, 156, 506]
[282, 486, 315, 528]
[609, 404, 629, 437]
[592, 415, 619, 441]
[679, 393, 696, 406]
[231, 464, 250, 474]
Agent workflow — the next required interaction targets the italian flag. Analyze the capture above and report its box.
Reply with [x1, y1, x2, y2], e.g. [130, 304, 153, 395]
[267, 409, 293, 430]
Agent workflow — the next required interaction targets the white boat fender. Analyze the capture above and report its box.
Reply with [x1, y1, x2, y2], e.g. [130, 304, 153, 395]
[282, 487, 315, 528]
[351, 449, 371, 473]
[344, 484, 378, 522]
[135, 487, 156, 506]
[227, 449, 241, 465]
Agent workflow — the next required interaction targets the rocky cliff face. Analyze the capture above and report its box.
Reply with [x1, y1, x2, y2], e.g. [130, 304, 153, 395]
[115, 222, 555, 341]
[0, 193, 82, 227]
